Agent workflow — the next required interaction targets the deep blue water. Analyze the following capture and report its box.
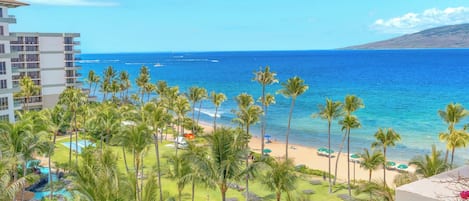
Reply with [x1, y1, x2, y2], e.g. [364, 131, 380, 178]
[79, 50, 469, 162]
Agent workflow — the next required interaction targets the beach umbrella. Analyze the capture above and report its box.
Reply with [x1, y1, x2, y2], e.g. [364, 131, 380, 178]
[397, 164, 409, 172]
[349, 153, 360, 162]
[264, 134, 271, 138]
[386, 161, 397, 169]
[318, 147, 328, 152]
[263, 148, 272, 154]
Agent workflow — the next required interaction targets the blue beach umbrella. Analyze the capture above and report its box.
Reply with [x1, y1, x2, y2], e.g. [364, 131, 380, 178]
[263, 148, 272, 154]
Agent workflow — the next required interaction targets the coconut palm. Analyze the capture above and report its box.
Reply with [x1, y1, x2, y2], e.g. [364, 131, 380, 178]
[439, 129, 469, 167]
[410, 144, 449, 177]
[201, 127, 248, 201]
[155, 80, 168, 101]
[144, 102, 171, 201]
[101, 66, 117, 101]
[58, 87, 87, 167]
[181, 142, 210, 201]
[73, 148, 133, 201]
[136, 66, 150, 102]
[0, 157, 28, 201]
[262, 158, 297, 201]
[210, 91, 227, 131]
[333, 95, 363, 184]
[119, 71, 131, 102]
[253, 66, 279, 154]
[277, 76, 308, 160]
[371, 128, 401, 186]
[173, 95, 190, 156]
[360, 148, 384, 182]
[144, 83, 156, 102]
[314, 98, 342, 193]
[168, 154, 192, 201]
[339, 114, 361, 196]
[87, 70, 101, 96]
[15, 76, 41, 111]
[188, 86, 207, 134]
[355, 180, 395, 201]
[438, 103, 469, 164]
[94, 103, 121, 150]
[120, 122, 152, 201]
[233, 93, 262, 199]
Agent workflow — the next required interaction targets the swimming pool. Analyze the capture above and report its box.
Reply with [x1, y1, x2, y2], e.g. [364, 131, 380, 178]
[61, 140, 94, 154]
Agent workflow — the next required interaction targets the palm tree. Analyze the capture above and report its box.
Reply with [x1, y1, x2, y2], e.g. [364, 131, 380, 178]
[439, 129, 469, 167]
[262, 158, 297, 201]
[210, 91, 227, 131]
[173, 95, 190, 156]
[120, 122, 152, 201]
[136, 66, 150, 102]
[410, 144, 449, 177]
[188, 86, 207, 134]
[355, 180, 395, 201]
[58, 87, 87, 167]
[15, 76, 41, 111]
[360, 148, 384, 182]
[101, 66, 117, 101]
[181, 142, 209, 201]
[233, 93, 262, 199]
[340, 114, 361, 196]
[168, 154, 191, 201]
[119, 71, 131, 102]
[371, 128, 401, 186]
[201, 127, 248, 201]
[314, 98, 342, 193]
[94, 103, 121, 150]
[0, 158, 28, 201]
[87, 70, 101, 96]
[253, 66, 279, 154]
[333, 95, 363, 184]
[73, 148, 133, 201]
[144, 102, 170, 201]
[277, 76, 308, 160]
[438, 103, 469, 164]
[155, 80, 168, 101]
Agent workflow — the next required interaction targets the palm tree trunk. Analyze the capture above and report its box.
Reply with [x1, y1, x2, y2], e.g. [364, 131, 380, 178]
[383, 147, 387, 187]
[221, 185, 227, 201]
[69, 128, 72, 167]
[333, 131, 347, 185]
[135, 154, 140, 201]
[196, 101, 203, 127]
[276, 192, 281, 201]
[369, 170, 372, 199]
[285, 99, 295, 160]
[213, 106, 219, 131]
[123, 147, 129, 173]
[245, 126, 250, 201]
[450, 147, 455, 168]
[327, 121, 332, 194]
[192, 102, 196, 134]
[191, 180, 195, 201]
[140, 155, 144, 200]
[74, 113, 78, 166]
[21, 163, 26, 201]
[347, 128, 351, 197]
[260, 86, 266, 161]
[444, 149, 449, 164]
[49, 151, 53, 200]
[153, 135, 163, 201]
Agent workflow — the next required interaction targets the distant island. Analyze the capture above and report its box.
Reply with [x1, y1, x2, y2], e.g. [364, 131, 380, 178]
[344, 23, 469, 49]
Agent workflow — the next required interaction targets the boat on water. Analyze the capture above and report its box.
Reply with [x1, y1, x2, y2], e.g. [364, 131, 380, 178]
[154, 63, 164, 67]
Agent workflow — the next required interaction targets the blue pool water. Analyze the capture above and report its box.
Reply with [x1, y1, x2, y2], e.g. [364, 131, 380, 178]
[62, 140, 94, 154]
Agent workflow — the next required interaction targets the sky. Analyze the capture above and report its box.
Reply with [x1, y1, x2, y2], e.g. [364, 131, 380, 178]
[9, 0, 469, 53]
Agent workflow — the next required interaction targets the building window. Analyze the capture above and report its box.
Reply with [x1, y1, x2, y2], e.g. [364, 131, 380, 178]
[0, 26, 4, 36]
[0, 62, 5, 75]
[0, 44, 4, 53]
[64, 37, 73, 44]
[0, 8, 3, 18]
[25, 37, 38, 44]
[0, 115, 8, 121]
[0, 80, 6, 89]
[0, 97, 8, 111]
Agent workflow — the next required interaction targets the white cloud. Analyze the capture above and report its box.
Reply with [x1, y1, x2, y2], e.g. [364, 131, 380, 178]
[25, 0, 118, 6]
[372, 7, 469, 34]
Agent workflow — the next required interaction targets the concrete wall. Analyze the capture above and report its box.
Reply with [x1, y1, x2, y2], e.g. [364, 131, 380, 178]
[39, 36, 63, 52]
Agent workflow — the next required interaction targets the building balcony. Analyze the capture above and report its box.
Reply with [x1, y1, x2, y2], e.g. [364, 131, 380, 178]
[0, 15, 17, 24]
[11, 67, 19, 74]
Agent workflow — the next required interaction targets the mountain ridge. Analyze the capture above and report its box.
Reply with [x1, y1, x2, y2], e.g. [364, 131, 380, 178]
[344, 24, 469, 49]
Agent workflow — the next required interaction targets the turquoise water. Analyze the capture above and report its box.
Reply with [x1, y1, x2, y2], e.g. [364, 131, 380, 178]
[62, 140, 94, 154]
[79, 50, 469, 162]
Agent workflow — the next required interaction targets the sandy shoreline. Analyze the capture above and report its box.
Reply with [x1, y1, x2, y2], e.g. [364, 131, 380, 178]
[198, 121, 412, 186]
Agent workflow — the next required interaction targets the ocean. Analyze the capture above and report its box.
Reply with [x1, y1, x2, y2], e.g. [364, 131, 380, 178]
[79, 50, 469, 162]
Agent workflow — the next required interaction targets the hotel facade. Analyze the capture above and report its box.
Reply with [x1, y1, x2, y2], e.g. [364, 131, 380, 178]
[0, 0, 82, 122]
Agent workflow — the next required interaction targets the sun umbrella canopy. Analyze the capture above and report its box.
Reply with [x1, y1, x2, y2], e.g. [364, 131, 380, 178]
[386, 161, 396, 166]
[264, 134, 271, 138]
[397, 164, 408, 169]
[350, 154, 360, 159]
[263, 148, 272, 154]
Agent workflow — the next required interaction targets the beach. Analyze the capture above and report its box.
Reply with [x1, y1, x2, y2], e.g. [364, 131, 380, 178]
[199, 122, 412, 187]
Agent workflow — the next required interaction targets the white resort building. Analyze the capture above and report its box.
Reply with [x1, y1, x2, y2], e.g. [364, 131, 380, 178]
[0, 0, 82, 122]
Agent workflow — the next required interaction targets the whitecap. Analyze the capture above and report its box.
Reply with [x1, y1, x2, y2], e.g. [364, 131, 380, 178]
[195, 108, 221, 118]
[77, 59, 100, 63]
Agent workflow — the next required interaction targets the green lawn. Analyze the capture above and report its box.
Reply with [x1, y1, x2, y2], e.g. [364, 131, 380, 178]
[52, 135, 361, 201]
